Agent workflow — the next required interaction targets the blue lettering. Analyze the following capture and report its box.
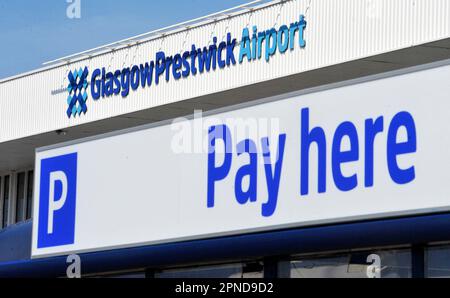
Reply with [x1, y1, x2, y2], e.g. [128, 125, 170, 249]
[155, 51, 166, 84]
[301, 108, 326, 195]
[234, 139, 258, 205]
[112, 70, 121, 95]
[239, 28, 252, 63]
[139, 62, 154, 88]
[387, 111, 417, 184]
[226, 33, 237, 66]
[190, 45, 198, 75]
[90, 68, 101, 100]
[218, 42, 226, 68]
[265, 28, 277, 62]
[332, 121, 359, 191]
[298, 15, 307, 48]
[165, 56, 173, 82]
[130, 65, 140, 90]
[261, 134, 286, 217]
[205, 107, 417, 218]
[181, 51, 191, 77]
[104, 71, 113, 96]
[172, 54, 182, 80]
[277, 25, 290, 53]
[120, 68, 130, 97]
[198, 48, 211, 73]
[207, 125, 232, 208]
[85, 17, 307, 103]
[365, 116, 384, 187]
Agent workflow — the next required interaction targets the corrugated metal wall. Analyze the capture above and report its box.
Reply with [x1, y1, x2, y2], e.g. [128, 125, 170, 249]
[0, 0, 449, 144]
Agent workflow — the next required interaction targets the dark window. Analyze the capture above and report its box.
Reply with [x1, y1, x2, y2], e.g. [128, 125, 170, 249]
[26, 171, 33, 219]
[287, 249, 411, 278]
[426, 245, 450, 277]
[96, 271, 146, 278]
[2, 175, 10, 228]
[155, 262, 263, 278]
[15, 172, 26, 223]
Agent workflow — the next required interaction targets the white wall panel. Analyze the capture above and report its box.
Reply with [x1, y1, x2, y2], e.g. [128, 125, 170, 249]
[1, 0, 450, 144]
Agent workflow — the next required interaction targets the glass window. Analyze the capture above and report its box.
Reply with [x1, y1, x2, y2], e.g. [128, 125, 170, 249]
[155, 262, 264, 278]
[287, 249, 411, 278]
[15, 172, 26, 223]
[108, 272, 146, 278]
[92, 271, 146, 278]
[26, 171, 33, 219]
[2, 175, 10, 228]
[426, 245, 450, 278]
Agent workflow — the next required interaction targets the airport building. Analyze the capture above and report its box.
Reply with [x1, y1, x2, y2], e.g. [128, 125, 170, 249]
[2, 0, 450, 278]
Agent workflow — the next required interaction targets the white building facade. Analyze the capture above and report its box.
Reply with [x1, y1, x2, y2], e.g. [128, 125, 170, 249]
[1, 0, 450, 277]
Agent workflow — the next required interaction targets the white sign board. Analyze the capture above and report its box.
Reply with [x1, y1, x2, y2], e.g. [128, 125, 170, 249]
[32, 62, 450, 258]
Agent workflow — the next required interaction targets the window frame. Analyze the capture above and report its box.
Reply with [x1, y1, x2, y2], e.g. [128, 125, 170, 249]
[14, 171, 27, 223]
[25, 169, 34, 220]
[2, 175, 11, 228]
[0, 168, 34, 230]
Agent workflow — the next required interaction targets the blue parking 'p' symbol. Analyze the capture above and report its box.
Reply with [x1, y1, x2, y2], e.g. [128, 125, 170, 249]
[37, 153, 77, 248]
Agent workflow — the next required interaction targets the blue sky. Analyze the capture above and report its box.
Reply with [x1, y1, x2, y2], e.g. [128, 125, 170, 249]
[0, 0, 250, 79]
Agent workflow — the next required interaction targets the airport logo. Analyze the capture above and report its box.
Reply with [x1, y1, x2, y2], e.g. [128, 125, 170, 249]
[67, 67, 89, 118]
[37, 153, 77, 248]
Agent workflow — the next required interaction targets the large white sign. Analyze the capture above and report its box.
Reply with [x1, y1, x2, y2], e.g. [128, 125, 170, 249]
[32, 62, 450, 258]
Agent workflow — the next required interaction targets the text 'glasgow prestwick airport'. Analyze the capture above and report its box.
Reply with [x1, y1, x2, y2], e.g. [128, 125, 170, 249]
[89, 15, 307, 99]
